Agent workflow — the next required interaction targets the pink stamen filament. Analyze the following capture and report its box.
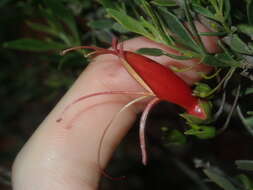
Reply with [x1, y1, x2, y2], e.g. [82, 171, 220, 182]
[60, 46, 116, 56]
[57, 91, 153, 122]
[97, 95, 153, 180]
[139, 97, 160, 165]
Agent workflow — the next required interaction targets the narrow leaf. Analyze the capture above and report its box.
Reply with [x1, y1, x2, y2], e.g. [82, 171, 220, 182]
[136, 48, 194, 60]
[43, 0, 79, 42]
[107, 8, 152, 38]
[245, 87, 253, 95]
[100, 0, 118, 9]
[236, 160, 253, 171]
[159, 8, 202, 53]
[237, 174, 253, 190]
[229, 34, 253, 54]
[199, 32, 227, 36]
[94, 30, 113, 44]
[224, 0, 231, 22]
[203, 54, 239, 67]
[243, 115, 253, 130]
[39, 7, 64, 33]
[192, 4, 216, 20]
[204, 168, 238, 190]
[3, 39, 67, 52]
[151, 0, 177, 7]
[247, 0, 253, 25]
[112, 23, 129, 33]
[237, 106, 253, 136]
[238, 24, 253, 38]
[26, 22, 57, 36]
[88, 19, 114, 30]
[136, 48, 164, 56]
[165, 129, 187, 145]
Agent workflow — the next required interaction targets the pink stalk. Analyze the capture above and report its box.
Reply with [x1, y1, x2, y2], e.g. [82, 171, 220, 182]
[139, 97, 160, 165]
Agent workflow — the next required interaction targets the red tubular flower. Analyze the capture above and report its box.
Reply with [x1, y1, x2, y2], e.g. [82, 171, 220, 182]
[121, 51, 207, 119]
[59, 39, 211, 166]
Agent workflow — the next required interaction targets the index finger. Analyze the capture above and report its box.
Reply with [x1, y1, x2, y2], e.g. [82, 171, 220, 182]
[12, 24, 219, 190]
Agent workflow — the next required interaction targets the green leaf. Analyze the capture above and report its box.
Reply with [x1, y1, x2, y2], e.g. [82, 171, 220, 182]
[203, 55, 228, 67]
[166, 129, 187, 145]
[136, 47, 194, 60]
[151, 0, 177, 7]
[236, 160, 253, 171]
[159, 8, 202, 53]
[184, 0, 207, 54]
[244, 87, 253, 95]
[26, 22, 57, 36]
[94, 30, 113, 44]
[215, 53, 238, 66]
[193, 83, 212, 98]
[43, 0, 79, 42]
[59, 51, 87, 70]
[100, 0, 118, 9]
[136, 48, 164, 56]
[247, 0, 253, 25]
[229, 34, 253, 54]
[224, 0, 231, 22]
[88, 19, 114, 30]
[3, 39, 67, 52]
[237, 174, 253, 190]
[192, 4, 216, 20]
[112, 23, 129, 33]
[184, 125, 216, 139]
[203, 168, 238, 190]
[39, 7, 64, 32]
[237, 106, 253, 136]
[203, 54, 240, 67]
[139, 16, 161, 41]
[163, 52, 197, 60]
[238, 24, 253, 38]
[248, 111, 253, 115]
[199, 32, 227, 36]
[107, 8, 153, 39]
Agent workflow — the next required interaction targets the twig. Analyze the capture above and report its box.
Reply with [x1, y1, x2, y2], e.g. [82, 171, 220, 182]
[218, 84, 241, 134]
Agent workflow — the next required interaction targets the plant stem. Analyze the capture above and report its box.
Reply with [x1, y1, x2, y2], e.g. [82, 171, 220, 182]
[205, 68, 235, 97]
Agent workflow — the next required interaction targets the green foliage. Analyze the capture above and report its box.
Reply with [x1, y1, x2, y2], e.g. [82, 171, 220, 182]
[226, 34, 253, 55]
[236, 160, 253, 171]
[151, 0, 178, 7]
[193, 83, 212, 98]
[237, 174, 253, 190]
[43, 0, 79, 42]
[88, 19, 114, 30]
[136, 47, 194, 59]
[203, 168, 238, 190]
[247, 0, 253, 25]
[161, 127, 187, 145]
[3, 38, 67, 52]
[184, 125, 216, 139]
[159, 7, 203, 53]
[136, 48, 164, 56]
[107, 9, 153, 39]
[4, 0, 81, 52]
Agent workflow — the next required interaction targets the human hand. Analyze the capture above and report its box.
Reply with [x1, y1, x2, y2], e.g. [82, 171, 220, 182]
[12, 23, 219, 190]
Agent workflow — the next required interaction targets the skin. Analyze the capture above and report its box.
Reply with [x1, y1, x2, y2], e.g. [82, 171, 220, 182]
[12, 23, 219, 190]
